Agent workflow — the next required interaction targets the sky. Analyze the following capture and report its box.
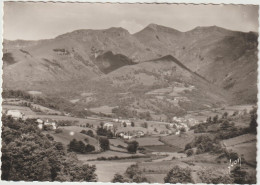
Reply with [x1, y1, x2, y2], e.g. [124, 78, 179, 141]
[3, 2, 259, 40]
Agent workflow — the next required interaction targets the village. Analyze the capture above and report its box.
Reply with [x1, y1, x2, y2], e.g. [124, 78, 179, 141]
[2, 96, 256, 183]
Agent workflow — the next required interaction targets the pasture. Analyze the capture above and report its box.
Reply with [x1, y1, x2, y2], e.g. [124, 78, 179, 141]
[160, 131, 196, 149]
[90, 105, 115, 115]
[133, 137, 164, 146]
[144, 145, 181, 153]
[49, 127, 98, 147]
[86, 161, 135, 182]
[222, 134, 256, 147]
[2, 104, 36, 115]
[77, 150, 144, 161]
[226, 141, 256, 165]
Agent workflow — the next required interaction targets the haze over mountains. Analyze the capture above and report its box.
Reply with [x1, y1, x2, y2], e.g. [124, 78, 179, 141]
[3, 23, 258, 116]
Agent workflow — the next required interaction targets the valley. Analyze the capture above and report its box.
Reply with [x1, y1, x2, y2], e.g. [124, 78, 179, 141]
[2, 23, 258, 183]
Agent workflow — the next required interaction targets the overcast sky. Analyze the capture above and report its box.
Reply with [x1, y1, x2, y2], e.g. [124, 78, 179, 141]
[3, 2, 259, 40]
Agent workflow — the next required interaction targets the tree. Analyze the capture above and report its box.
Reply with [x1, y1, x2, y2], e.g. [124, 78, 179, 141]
[164, 165, 193, 183]
[127, 141, 139, 153]
[55, 128, 63, 133]
[99, 137, 110, 151]
[185, 143, 192, 151]
[86, 130, 94, 137]
[68, 139, 95, 153]
[206, 117, 212, 124]
[131, 122, 135, 127]
[112, 173, 129, 183]
[249, 107, 257, 134]
[142, 122, 148, 128]
[1, 115, 97, 181]
[186, 149, 193, 157]
[220, 120, 231, 130]
[213, 115, 218, 123]
[125, 163, 148, 183]
[231, 166, 255, 184]
[180, 127, 186, 133]
[222, 112, 228, 119]
[123, 122, 127, 127]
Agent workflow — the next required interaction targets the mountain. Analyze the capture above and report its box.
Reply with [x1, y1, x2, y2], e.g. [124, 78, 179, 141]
[2, 24, 258, 111]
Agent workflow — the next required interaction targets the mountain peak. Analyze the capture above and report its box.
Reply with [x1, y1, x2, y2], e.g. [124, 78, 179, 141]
[135, 23, 181, 36]
[188, 25, 231, 34]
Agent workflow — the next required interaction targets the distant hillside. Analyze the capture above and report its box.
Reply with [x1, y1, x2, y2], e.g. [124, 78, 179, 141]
[3, 24, 258, 109]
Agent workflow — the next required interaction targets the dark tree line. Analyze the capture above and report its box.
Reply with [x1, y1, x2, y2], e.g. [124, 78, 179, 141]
[68, 139, 95, 154]
[1, 115, 97, 181]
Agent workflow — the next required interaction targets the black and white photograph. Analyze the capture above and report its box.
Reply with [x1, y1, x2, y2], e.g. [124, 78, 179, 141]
[1, 1, 258, 183]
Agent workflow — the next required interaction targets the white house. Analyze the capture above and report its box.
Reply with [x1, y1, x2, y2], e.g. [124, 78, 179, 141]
[120, 119, 132, 127]
[123, 134, 133, 140]
[43, 119, 57, 130]
[36, 119, 44, 124]
[6, 110, 24, 119]
[137, 131, 145, 137]
[103, 122, 114, 130]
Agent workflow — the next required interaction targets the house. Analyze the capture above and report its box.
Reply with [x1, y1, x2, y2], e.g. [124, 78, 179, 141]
[120, 119, 132, 127]
[6, 110, 24, 120]
[36, 119, 44, 124]
[38, 123, 43, 130]
[175, 130, 180, 135]
[113, 118, 119, 122]
[137, 131, 145, 137]
[42, 118, 57, 130]
[103, 122, 114, 130]
[123, 134, 133, 140]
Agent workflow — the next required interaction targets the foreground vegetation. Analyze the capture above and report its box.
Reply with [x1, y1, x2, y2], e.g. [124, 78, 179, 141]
[1, 115, 97, 181]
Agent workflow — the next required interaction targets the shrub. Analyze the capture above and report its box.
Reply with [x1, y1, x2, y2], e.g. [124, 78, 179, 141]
[55, 128, 63, 133]
[185, 143, 192, 151]
[164, 165, 193, 183]
[127, 141, 139, 153]
[99, 137, 110, 151]
[112, 173, 129, 183]
[68, 139, 95, 153]
[186, 149, 193, 157]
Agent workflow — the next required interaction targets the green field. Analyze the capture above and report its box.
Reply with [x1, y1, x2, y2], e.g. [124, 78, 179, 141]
[133, 137, 164, 146]
[144, 145, 182, 152]
[49, 127, 98, 147]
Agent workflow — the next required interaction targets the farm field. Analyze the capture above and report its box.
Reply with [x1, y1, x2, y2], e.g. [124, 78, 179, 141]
[77, 150, 144, 161]
[90, 105, 115, 115]
[48, 128, 98, 147]
[144, 145, 182, 153]
[222, 134, 256, 147]
[2, 104, 36, 115]
[160, 131, 196, 149]
[87, 161, 135, 182]
[227, 141, 256, 165]
[26, 114, 109, 127]
[133, 137, 164, 146]
[109, 138, 128, 147]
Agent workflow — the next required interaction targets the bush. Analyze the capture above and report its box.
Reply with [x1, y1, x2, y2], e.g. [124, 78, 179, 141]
[185, 143, 192, 151]
[55, 128, 63, 133]
[164, 165, 193, 183]
[86, 130, 94, 137]
[112, 173, 129, 183]
[99, 137, 110, 151]
[231, 166, 255, 184]
[127, 141, 139, 153]
[186, 149, 193, 157]
[68, 139, 95, 153]
[97, 127, 113, 138]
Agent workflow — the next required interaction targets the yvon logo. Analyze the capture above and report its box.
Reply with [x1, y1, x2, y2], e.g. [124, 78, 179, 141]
[228, 157, 242, 173]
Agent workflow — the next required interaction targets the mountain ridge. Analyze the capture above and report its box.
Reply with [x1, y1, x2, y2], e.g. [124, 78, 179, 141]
[3, 23, 258, 107]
